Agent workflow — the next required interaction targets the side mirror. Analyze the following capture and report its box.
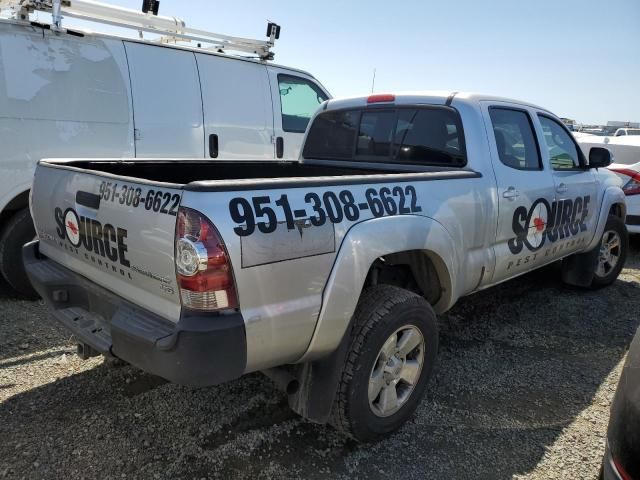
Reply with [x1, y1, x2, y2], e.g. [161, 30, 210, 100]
[589, 147, 612, 168]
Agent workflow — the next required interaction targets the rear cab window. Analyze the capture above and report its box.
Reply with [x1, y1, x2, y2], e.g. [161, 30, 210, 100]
[303, 106, 467, 167]
[278, 74, 329, 133]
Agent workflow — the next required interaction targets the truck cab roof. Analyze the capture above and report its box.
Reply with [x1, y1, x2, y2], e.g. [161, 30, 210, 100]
[324, 91, 553, 115]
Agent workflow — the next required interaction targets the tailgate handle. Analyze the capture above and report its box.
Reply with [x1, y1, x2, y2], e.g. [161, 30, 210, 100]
[76, 191, 101, 209]
[209, 133, 219, 158]
[276, 136, 284, 159]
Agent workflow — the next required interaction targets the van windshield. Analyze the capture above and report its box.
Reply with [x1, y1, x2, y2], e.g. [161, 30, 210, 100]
[303, 106, 467, 167]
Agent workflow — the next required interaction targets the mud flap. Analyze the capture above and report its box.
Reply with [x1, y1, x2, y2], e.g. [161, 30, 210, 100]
[288, 326, 352, 423]
[561, 246, 599, 287]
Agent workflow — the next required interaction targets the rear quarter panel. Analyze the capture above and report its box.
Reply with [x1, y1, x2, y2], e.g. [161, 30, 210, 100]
[181, 167, 495, 371]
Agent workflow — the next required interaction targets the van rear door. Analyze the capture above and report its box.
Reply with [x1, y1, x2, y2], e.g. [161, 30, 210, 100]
[31, 162, 182, 322]
[124, 42, 204, 158]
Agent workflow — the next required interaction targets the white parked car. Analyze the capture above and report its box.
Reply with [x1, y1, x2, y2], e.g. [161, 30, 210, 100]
[608, 163, 640, 234]
[575, 134, 640, 234]
[614, 128, 640, 137]
[576, 134, 640, 165]
[0, 1, 330, 297]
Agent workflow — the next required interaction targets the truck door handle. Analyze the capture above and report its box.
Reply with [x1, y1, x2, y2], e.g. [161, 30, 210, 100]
[209, 134, 218, 158]
[502, 187, 520, 199]
[556, 183, 568, 194]
[276, 136, 284, 159]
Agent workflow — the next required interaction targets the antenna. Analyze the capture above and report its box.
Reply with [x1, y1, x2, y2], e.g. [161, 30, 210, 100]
[0, 0, 280, 60]
[371, 68, 376, 93]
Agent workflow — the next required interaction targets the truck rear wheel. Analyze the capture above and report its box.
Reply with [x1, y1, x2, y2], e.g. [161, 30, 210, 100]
[330, 285, 438, 442]
[0, 208, 38, 299]
[590, 215, 628, 288]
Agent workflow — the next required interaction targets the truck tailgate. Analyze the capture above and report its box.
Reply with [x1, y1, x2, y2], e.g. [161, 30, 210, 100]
[31, 162, 182, 322]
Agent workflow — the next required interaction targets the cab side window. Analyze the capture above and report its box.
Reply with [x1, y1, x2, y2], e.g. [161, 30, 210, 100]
[489, 108, 541, 171]
[278, 75, 328, 133]
[538, 115, 582, 170]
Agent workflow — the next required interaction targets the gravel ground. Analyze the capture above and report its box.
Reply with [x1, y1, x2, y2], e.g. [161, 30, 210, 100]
[2, 239, 640, 480]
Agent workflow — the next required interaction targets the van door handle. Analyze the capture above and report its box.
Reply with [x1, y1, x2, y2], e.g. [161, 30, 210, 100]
[276, 136, 284, 159]
[556, 183, 568, 194]
[502, 187, 520, 199]
[209, 134, 218, 158]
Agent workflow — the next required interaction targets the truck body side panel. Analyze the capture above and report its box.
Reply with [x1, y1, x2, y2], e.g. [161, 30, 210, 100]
[181, 168, 495, 372]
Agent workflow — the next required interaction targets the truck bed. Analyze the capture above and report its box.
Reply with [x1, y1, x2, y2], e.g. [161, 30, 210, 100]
[51, 160, 399, 185]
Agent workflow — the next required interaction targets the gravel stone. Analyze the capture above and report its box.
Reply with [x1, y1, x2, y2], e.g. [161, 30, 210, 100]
[1, 239, 639, 479]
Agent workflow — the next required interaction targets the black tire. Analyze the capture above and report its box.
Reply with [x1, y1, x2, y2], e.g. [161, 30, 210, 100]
[590, 215, 628, 289]
[102, 355, 127, 368]
[330, 285, 438, 442]
[0, 208, 38, 299]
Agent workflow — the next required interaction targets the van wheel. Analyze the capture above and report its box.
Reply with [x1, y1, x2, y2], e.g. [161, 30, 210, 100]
[0, 208, 38, 299]
[590, 215, 628, 288]
[330, 285, 438, 442]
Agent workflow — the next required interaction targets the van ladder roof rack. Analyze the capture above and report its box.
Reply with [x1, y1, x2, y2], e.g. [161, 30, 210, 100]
[0, 0, 280, 60]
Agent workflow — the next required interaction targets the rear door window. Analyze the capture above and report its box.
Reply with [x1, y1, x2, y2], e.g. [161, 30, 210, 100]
[488, 108, 541, 171]
[278, 75, 329, 133]
[303, 106, 466, 166]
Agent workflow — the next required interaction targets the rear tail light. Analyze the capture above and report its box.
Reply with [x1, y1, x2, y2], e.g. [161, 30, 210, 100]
[610, 168, 640, 196]
[175, 207, 238, 311]
[622, 177, 640, 196]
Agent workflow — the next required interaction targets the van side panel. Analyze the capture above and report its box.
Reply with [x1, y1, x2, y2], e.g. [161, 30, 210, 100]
[195, 54, 274, 160]
[124, 42, 204, 158]
[0, 23, 134, 211]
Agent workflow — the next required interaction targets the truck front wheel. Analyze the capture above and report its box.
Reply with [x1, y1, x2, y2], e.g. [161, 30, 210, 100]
[330, 285, 438, 442]
[0, 208, 38, 299]
[590, 215, 628, 288]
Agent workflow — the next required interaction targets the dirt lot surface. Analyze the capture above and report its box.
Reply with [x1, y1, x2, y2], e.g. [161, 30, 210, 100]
[2, 240, 640, 480]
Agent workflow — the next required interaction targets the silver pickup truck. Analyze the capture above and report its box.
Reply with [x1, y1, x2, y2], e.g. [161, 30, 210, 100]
[25, 92, 627, 441]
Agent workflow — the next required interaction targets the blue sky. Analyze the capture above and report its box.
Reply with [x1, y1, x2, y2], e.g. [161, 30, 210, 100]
[41, 0, 639, 124]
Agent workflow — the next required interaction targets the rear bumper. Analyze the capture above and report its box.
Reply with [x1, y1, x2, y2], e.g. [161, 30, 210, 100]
[23, 240, 247, 387]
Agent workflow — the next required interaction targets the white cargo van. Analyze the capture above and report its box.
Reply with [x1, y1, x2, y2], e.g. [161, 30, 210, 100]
[0, 2, 330, 296]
